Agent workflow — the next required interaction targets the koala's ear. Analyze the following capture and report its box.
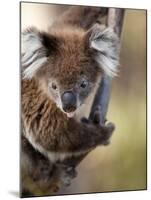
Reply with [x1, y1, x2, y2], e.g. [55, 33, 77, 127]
[87, 24, 120, 77]
[21, 27, 57, 79]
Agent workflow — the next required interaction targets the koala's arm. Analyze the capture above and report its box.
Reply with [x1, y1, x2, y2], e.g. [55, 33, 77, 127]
[58, 119, 114, 152]
[37, 117, 114, 153]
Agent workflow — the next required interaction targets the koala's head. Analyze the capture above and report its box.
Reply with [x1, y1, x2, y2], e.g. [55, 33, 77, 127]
[22, 25, 119, 117]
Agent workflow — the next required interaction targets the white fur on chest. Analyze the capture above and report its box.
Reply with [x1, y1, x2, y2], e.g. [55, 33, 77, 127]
[24, 129, 88, 163]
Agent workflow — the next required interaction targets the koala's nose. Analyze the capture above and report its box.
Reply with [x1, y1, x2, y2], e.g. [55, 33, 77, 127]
[61, 91, 77, 112]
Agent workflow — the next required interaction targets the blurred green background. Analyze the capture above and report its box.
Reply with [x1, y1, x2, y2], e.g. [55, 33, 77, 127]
[21, 3, 146, 195]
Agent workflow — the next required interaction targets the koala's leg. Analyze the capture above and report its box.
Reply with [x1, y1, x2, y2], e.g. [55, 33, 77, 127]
[21, 136, 77, 192]
[21, 136, 54, 183]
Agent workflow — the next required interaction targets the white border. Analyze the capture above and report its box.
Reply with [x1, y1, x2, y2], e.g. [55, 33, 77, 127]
[0, 0, 150, 199]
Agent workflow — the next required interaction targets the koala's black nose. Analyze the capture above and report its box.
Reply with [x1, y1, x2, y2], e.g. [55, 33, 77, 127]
[61, 91, 77, 112]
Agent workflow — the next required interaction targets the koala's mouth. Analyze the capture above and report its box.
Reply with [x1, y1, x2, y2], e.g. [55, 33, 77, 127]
[65, 111, 76, 118]
[61, 91, 78, 118]
[57, 104, 77, 118]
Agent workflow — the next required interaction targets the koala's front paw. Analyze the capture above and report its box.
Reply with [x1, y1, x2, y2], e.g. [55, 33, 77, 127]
[99, 122, 115, 145]
[81, 117, 115, 145]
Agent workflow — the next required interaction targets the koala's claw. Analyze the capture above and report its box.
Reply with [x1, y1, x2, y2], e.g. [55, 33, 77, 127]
[93, 106, 102, 124]
[56, 164, 77, 187]
[60, 166, 77, 187]
[65, 166, 77, 178]
[81, 117, 90, 124]
[106, 122, 115, 134]
[100, 122, 115, 145]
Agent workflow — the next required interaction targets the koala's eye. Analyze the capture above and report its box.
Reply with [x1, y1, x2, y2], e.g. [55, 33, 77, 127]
[80, 80, 88, 89]
[80, 71, 84, 75]
[52, 82, 57, 90]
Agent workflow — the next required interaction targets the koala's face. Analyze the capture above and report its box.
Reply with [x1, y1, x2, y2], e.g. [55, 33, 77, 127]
[45, 66, 98, 117]
[22, 25, 119, 117]
[36, 30, 100, 117]
[47, 76, 94, 117]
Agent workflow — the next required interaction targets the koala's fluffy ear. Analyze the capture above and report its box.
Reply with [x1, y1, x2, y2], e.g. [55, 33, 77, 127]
[21, 27, 57, 79]
[87, 24, 120, 77]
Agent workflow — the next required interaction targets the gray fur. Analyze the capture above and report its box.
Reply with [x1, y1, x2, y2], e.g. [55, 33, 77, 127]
[21, 28, 48, 79]
[90, 24, 120, 77]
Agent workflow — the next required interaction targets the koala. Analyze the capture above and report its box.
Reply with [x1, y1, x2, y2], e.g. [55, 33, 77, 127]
[21, 6, 119, 195]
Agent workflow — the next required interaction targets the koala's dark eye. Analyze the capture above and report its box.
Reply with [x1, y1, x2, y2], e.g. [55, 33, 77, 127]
[52, 82, 57, 90]
[80, 71, 84, 75]
[80, 80, 88, 89]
